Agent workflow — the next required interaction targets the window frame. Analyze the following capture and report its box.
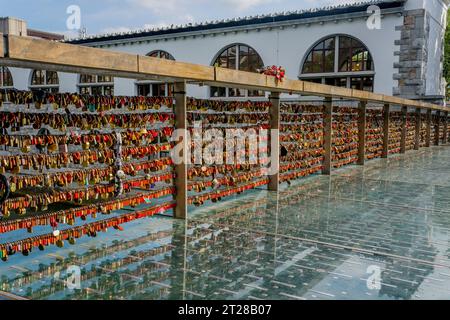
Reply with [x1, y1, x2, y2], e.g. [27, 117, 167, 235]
[136, 50, 176, 97]
[300, 35, 375, 92]
[29, 70, 60, 92]
[210, 44, 265, 98]
[0, 67, 14, 89]
[78, 74, 115, 96]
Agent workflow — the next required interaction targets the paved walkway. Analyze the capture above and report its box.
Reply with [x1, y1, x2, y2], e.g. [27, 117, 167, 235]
[0, 146, 449, 300]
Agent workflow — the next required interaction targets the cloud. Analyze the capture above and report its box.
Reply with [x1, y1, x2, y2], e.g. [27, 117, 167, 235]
[217, 0, 279, 11]
[126, 0, 186, 14]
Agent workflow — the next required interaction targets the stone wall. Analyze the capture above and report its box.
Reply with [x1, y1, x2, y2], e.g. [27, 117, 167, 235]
[393, 9, 430, 100]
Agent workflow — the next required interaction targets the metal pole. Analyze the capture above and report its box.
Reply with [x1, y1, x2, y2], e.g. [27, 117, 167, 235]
[414, 108, 421, 150]
[322, 97, 333, 175]
[400, 105, 407, 154]
[382, 104, 390, 158]
[268, 92, 280, 191]
[443, 111, 449, 144]
[174, 81, 188, 219]
[434, 110, 441, 146]
[357, 100, 367, 165]
[425, 109, 432, 148]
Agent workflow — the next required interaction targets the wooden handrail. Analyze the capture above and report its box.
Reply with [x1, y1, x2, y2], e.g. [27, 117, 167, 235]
[0, 34, 447, 111]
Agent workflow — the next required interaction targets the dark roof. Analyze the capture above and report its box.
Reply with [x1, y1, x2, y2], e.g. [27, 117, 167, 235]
[28, 29, 65, 41]
[67, 0, 405, 45]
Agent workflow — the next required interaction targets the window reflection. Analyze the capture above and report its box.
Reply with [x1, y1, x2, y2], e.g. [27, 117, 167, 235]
[0, 67, 14, 88]
[301, 35, 374, 92]
[30, 70, 59, 92]
[211, 44, 265, 98]
[78, 74, 115, 96]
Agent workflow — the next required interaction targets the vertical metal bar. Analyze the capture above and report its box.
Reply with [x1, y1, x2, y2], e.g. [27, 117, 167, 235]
[426, 109, 432, 147]
[434, 110, 441, 146]
[443, 112, 449, 144]
[268, 92, 280, 191]
[382, 103, 390, 158]
[400, 105, 408, 154]
[174, 81, 188, 220]
[414, 108, 421, 150]
[322, 97, 333, 175]
[357, 100, 367, 165]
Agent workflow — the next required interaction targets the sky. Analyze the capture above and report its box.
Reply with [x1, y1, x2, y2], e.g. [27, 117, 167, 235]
[0, 0, 364, 38]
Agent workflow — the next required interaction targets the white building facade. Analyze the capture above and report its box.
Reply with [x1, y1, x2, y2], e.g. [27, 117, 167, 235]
[1, 0, 448, 103]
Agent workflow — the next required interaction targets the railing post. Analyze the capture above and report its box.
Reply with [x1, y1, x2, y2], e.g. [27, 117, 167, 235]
[434, 110, 441, 146]
[322, 97, 333, 175]
[173, 81, 188, 220]
[414, 108, 421, 150]
[400, 105, 408, 154]
[268, 92, 280, 192]
[357, 100, 367, 165]
[382, 103, 390, 158]
[425, 109, 432, 148]
[443, 111, 449, 144]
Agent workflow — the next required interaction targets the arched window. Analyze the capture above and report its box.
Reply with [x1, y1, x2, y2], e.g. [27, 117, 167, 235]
[137, 50, 176, 97]
[300, 35, 375, 92]
[147, 50, 175, 60]
[211, 44, 265, 98]
[30, 70, 59, 93]
[0, 67, 13, 88]
[78, 74, 114, 95]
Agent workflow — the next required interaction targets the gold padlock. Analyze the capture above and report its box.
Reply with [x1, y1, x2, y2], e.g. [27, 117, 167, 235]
[82, 142, 90, 150]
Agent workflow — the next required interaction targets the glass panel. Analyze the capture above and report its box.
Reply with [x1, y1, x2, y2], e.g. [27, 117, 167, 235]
[351, 76, 373, 91]
[79, 86, 90, 95]
[98, 75, 113, 83]
[302, 37, 335, 74]
[211, 45, 263, 96]
[91, 86, 102, 96]
[324, 37, 335, 50]
[152, 83, 165, 96]
[210, 86, 226, 97]
[80, 74, 96, 83]
[104, 86, 114, 96]
[147, 51, 174, 60]
[137, 84, 151, 96]
[248, 90, 265, 97]
[0, 67, 13, 87]
[339, 36, 373, 72]
[363, 77, 374, 92]
[32, 70, 45, 85]
[324, 50, 335, 72]
[46, 71, 59, 85]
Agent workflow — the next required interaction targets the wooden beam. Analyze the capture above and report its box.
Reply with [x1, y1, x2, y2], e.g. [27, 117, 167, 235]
[173, 81, 188, 220]
[322, 98, 333, 175]
[400, 106, 408, 154]
[357, 101, 367, 165]
[0, 34, 4, 58]
[425, 109, 432, 147]
[414, 108, 421, 150]
[443, 112, 449, 144]
[434, 110, 441, 146]
[0, 34, 447, 112]
[382, 104, 390, 159]
[268, 92, 280, 192]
